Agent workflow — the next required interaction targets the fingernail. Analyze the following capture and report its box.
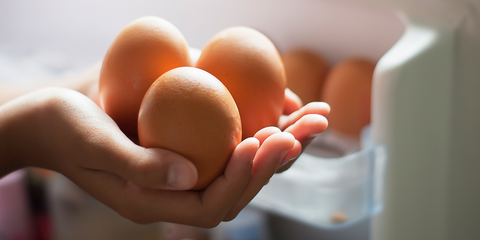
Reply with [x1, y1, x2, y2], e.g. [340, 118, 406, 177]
[168, 163, 192, 189]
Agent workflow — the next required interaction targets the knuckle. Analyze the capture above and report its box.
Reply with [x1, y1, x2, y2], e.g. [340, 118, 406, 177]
[131, 157, 150, 179]
[33, 88, 82, 120]
[36, 89, 66, 112]
[132, 154, 168, 187]
[194, 210, 224, 229]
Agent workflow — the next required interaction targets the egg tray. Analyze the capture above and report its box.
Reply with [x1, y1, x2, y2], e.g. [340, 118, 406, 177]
[250, 126, 387, 230]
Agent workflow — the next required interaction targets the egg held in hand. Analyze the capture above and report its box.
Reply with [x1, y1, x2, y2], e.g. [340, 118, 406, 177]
[99, 16, 191, 136]
[196, 26, 286, 139]
[321, 58, 375, 138]
[138, 67, 242, 190]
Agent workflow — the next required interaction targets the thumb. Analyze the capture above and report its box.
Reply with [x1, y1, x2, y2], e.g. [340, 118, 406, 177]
[125, 147, 198, 190]
[89, 140, 199, 190]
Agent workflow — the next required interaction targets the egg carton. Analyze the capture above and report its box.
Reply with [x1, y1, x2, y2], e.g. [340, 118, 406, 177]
[251, 126, 388, 229]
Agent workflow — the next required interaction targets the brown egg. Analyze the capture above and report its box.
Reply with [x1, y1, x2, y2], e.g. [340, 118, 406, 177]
[282, 49, 329, 104]
[321, 58, 375, 138]
[138, 67, 241, 190]
[99, 16, 191, 135]
[196, 27, 286, 139]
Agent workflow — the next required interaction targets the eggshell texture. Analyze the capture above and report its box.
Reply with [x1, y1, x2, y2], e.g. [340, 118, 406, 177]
[138, 67, 242, 190]
[196, 27, 286, 139]
[282, 49, 329, 104]
[321, 58, 375, 137]
[99, 16, 191, 135]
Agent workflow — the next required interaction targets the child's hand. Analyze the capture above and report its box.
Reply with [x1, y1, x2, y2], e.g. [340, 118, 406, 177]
[0, 67, 328, 227]
[42, 65, 329, 170]
[0, 87, 297, 227]
[44, 72, 329, 221]
[56, 65, 329, 175]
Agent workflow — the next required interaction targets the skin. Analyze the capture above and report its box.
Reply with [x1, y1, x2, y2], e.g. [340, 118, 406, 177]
[0, 63, 329, 227]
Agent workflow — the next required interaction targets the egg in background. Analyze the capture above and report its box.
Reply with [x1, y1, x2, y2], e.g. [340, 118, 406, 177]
[196, 26, 286, 139]
[99, 16, 191, 136]
[282, 49, 329, 105]
[321, 58, 375, 138]
[138, 67, 241, 190]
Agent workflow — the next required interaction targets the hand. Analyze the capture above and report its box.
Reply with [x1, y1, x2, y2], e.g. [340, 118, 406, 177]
[273, 88, 330, 172]
[0, 87, 298, 228]
[218, 89, 329, 221]
[43, 65, 329, 175]
[0, 66, 328, 227]
[59, 65, 329, 169]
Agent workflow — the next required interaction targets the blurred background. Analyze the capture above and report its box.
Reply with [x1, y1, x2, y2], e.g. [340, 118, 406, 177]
[0, 0, 403, 84]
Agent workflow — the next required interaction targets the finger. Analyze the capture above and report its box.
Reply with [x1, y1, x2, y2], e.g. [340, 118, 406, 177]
[118, 137, 259, 227]
[68, 138, 259, 227]
[199, 137, 259, 221]
[276, 157, 296, 173]
[278, 101, 330, 130]
[35, 89, 197, 191]
[252, 126, 300, 169]
[223, 132, 295, 221]
[279, 139, 302, 170]
[284, 114, 328, 144]
[276, 114, 328, 173]
[283, 88, 303, 115]
[122, 137, 258, 226]
[60, 92, 200, 191]
[253, 126, 281, 145]
[71, 109, 198, 190]
[128, 147, 198, 190]
[253, 126, 301, 173]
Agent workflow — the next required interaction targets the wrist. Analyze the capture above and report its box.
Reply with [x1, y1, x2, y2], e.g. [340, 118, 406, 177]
[0, 90, 59, 176]
[0, 102, 23, 177]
